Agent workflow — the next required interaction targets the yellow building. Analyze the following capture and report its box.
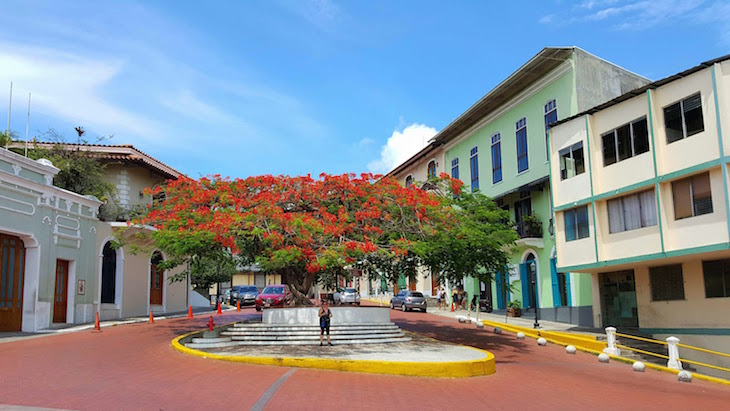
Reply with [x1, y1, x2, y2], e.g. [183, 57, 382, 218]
[550, 55, 730, 365]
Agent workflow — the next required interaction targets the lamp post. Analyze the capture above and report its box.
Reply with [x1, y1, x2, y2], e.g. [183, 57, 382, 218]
[530, 261, 540, 329]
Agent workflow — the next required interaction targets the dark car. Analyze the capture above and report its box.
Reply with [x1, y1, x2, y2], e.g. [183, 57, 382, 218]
[390, 290, 427, 312]
[255, 285, 293, 311]
[235, 285, 259, 306]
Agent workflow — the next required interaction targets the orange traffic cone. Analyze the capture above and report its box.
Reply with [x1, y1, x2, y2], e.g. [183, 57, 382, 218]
[187, 306, 193, 318]
[148, 309, 154, 324]
[92, 311, 102, 333]
[451, 302, 454, 312]
[236, 300, 240, 312]
[217, 302, 222, 315]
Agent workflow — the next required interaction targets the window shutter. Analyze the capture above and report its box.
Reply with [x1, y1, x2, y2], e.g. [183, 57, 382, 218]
[495, 270, 504, 309]
[565, 271, 572, 306]
[649, 264, 685, 301]
[576, 206, 590, 239]
[672, 178, 693, 219]
[550, 257, 560, 307]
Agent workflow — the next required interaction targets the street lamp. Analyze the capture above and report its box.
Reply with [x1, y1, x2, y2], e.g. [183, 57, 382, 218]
[530, 261, 540, 329]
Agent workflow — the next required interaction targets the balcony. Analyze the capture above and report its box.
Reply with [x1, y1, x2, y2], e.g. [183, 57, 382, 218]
[515, 216, 544, 248]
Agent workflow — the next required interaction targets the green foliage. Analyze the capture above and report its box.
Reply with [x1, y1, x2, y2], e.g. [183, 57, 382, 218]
[417, 188, 519, 287]
[18, 130, 116, 203]
[167, 249, 239, 289]
[507, 300, 521, 309]
[0, 130, 14, 148]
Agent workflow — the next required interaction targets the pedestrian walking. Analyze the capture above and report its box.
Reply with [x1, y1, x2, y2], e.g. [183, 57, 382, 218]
[319, 300, 333, 346]
[436, 288, 443, 310]
[452, 289, 459, 310]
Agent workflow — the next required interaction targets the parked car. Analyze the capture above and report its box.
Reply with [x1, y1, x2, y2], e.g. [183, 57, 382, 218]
[255, 285, 293, 311]
[335, 288, 360, 305]
[229, 286, 243, 305]
[390, 290, 427, 312]
[222, 289, 232, 304]
[235, 285, 259, 305]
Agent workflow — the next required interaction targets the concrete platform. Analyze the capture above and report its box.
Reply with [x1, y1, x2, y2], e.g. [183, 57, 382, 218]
[173, 330, 495, 378]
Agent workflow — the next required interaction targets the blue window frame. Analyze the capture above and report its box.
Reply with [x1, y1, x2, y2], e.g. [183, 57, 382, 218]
[405, 175, 413, 188]
[427, 160, 436, 179]
[545, 100, 557, 160]
[516, 118, 529, 173]
[451, 158, 459, 180]
[564, 205, 590, 241]
[491, 133, 502, 184]
[470, 146, 479, 192]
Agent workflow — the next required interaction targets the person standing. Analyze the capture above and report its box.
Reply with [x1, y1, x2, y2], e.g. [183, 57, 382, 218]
[319, 301, 333, 346]
[436, 288, 443, 310]
[452, 289, 458, 311]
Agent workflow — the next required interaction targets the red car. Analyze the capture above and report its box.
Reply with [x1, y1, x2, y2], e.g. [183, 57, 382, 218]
[255, 285, 293, 311]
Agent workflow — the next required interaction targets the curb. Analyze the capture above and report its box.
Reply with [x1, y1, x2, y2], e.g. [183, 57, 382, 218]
[479, 319, 730, 387]
[171, 327, 496, 378]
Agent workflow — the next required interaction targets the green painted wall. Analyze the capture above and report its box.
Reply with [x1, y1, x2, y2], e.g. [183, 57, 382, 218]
[443, 59, 595, 314]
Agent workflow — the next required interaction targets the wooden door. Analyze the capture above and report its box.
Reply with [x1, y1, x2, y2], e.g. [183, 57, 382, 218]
[0, 235, 25, 331]
[150, 252, 163, 306]
[53, 260, 69, 323]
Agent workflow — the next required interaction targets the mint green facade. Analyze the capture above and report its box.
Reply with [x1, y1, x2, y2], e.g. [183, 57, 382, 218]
[0, 148, 101, 332]
[441, 49, 649, 326]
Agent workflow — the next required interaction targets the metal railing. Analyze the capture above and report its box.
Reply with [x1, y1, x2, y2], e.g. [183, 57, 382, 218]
[515, 221, 543, 238]
[604, 327, 730, 378]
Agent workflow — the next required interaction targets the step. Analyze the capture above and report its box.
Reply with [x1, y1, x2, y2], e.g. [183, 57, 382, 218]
[229, 332, 406, 342]
[185, 341, 239, 349]
[234, 336, 412, 346]
[229, 322, 397, 329]
[221, 329, 402, 338]
[226, 326, 400, 333]
[191, 337, 233, 344]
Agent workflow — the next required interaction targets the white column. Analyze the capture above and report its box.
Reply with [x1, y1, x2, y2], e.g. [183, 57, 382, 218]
[666, 336, 683, 370]
[603, 327, 621, 355]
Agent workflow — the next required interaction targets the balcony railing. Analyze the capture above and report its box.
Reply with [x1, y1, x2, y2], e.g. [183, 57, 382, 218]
[515, 220, 543, 239]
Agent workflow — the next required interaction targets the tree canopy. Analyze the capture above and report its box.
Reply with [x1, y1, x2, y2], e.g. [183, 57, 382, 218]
[132, 172, 516, 304]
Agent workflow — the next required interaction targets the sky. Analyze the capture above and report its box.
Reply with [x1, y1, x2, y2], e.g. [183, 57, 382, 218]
[0, 0, 728, 178]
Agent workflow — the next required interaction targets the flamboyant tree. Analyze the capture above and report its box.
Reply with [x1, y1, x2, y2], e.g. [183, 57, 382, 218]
[133, 173, 467, 304]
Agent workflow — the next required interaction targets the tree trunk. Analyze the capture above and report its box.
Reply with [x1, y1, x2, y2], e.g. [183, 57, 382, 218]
[284, 268, 316, 306]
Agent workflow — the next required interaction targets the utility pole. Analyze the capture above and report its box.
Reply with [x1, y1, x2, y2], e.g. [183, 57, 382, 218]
[24, 93, 30, 157]
[6, 81, 12, 133]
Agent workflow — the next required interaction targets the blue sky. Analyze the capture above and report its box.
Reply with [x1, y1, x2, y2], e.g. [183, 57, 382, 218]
[1, 0, 728, 178]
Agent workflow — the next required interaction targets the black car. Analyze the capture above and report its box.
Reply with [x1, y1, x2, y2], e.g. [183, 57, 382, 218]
[234, 285, 259, 305]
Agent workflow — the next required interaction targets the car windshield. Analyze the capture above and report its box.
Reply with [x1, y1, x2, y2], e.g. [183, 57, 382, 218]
[242, 286, 257, 292]
[344, 288, 356, 293]
[262, 287, 284, 295]
[410, 292, 424, 297]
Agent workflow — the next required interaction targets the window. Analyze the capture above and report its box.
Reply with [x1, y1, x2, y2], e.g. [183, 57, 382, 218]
[649, 264, 685, 301]
[557, 272, 569, 306]
[491, 133, 502, 184]
[405, 175, 413, 188]
[427, 161, 436, 179]
[545, 100, 558, 160]
[516, 118, 529, 172]
[559, 142, 585, 180]
[564, 205, 589, 241]
[664, 93, 704, 144]
[470, 146, 479, 192]
[607, 189, 657, 233]
[514, 196, 532, 237]
[601, 117, 649, 166]
[672, 172, 713, 220]
[451, 158, 459, 180]
[702, 259, 730, 298]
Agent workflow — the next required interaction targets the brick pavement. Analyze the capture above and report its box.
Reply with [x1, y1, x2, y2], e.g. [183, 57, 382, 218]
[0, 306, 728, 411]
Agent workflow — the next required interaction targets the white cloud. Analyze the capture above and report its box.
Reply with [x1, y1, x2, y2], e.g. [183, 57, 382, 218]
[0, 44, 162, 138]
[367, 123, 437, 174]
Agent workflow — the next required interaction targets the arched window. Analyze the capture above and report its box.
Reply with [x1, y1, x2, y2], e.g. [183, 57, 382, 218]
[150, 251, 164, 305]
[427, 161, 436, 179]
[405, 175, 413, 188]
[101, 242, 117, 304]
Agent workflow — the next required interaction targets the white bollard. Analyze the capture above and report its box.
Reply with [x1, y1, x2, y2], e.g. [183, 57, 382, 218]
[537, 337, 547, 346]
[677, 370, 692, 382]
[475, 322, 484, 329]
[598, 353, 610, 363]
[632, 361, 645, 372]
[516, 332, 525, 339]
[603, 327, 621, 355]
[566, 345, 577, 354]
[666, 336, 683, 370]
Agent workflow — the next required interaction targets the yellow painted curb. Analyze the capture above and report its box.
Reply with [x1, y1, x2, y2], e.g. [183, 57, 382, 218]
[480, 319, 730, 386]
[171, 328, 495, 378]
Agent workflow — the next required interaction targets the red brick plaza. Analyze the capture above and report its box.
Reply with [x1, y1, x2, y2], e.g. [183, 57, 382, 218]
[1, 307, 728, 411]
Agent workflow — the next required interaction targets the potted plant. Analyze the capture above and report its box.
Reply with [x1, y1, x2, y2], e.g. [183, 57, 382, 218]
[507, 300, 522, 317]
[522, 215, 543, 238]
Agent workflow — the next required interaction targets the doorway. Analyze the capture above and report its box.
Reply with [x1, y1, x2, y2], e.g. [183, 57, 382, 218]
[53, 259, 69, 323]
[101, 242, 116, 304]
[150, 251, 164, 306]
[0, 234, 25, 331]
[599, 270, 639, 328]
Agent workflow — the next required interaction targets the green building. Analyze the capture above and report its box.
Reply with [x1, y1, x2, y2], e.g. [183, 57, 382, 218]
[429, 47, 649, 326]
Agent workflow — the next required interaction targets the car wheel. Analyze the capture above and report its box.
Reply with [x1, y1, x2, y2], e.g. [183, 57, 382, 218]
[255, 306, 261, 312]
[401, 303, 407, 312]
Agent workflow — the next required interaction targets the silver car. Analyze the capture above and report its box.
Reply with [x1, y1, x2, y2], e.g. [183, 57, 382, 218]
[235, 285, 259, 305]
[390, 290, 427, 312]
[336, 288, 360, 305]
